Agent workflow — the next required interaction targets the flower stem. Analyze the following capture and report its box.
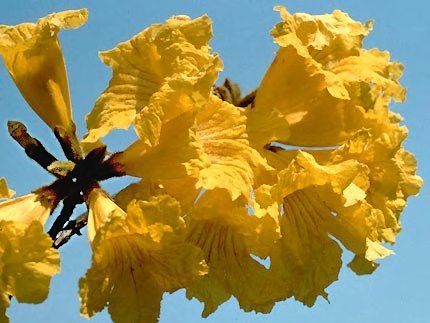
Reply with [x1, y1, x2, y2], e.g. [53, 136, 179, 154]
[54, 125, 83, 162]
[7, 121, 59, 175]
[48, 194, 81, 240]
[52, 212, 88, 249]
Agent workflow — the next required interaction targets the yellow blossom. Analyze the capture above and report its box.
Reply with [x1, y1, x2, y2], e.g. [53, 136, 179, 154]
[252, 7, 405, 147]
[80, 189, 207, 322]
[245, 6, 422, 305]
[0, 9, 88, 132]
[82, 14, 222, 150]
[0, 192, 55, 226]
[184, 189, 279, 316]
[81, 7, 422, 317]
[0, 5, 421, 322]
[84, 15, 269, 201]
[0, 182, 60, 322]
[115, 93, 269, 200]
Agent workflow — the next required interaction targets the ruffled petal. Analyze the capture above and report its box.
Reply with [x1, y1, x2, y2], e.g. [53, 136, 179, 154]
[81, 190, 206, 322]
[194, 95, 270, 199]
[329, 129, 423, 247]
[250, 151, 400, 305]
[114, 89, 268, 200]
[0, 220, 60, 320]
[254, 7, 405, 146]
[82, 14, 221, 149]
[185, 190, 279, 317]
[0, 9, 88, 131]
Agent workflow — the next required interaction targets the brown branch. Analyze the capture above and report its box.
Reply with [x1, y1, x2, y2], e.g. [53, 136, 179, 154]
[237, 89, 257, 107]
[54, 125, 83, 162]
[48, 194, 82, 241]
[7, 121, 59, 174]
[53, 212, 88, 249]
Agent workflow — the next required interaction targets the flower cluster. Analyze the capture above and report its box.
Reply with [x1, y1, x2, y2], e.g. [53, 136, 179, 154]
[0, 6, 422, 323]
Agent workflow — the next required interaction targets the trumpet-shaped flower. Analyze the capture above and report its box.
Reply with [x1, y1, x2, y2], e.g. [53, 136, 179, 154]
[251, 6, 405, 147]
[84, 15, 269, 201]
[0, 191, 56, 226]
[80, 189, 207, 323]
[184, 189, 279, 316]
[0, 5, 421, 322]
[244, 6, 422, 306]
[0, 9, 88, 131]
[82, 14, 222, 150]
[0, 182, 60, 322]
[115, 92, 269, 200]
[81, 7, 422, 317]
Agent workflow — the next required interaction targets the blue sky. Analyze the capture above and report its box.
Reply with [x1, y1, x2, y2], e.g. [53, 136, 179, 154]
[0, 1, 429, 322]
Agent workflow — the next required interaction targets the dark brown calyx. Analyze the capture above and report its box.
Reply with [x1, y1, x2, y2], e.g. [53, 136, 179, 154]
[7, 120, 126, 247]
[45, 146, 124, 241]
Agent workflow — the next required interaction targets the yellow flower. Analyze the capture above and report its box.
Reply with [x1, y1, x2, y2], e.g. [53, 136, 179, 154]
[80, 189, 207, 323]
[82, 7, 422, 316]
[116, 92, 269, 200]
[245, 6, 422, 305]
[1, 6, 416, 321]
[251, 6, 404, 148]
[0, 192, 55, 226]
[84, 14, 269, 201]
[82, 14, 222, 150]
[0, 9, 88, 132]
[0, 182, 60, 322]
[184, 189, 279, 317]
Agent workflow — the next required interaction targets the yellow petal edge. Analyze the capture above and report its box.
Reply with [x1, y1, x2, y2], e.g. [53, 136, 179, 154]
[0, 9, 88, 131]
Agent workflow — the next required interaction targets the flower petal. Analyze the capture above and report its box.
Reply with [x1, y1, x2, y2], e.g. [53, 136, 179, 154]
[81, 191, 206, 322]
[0, 220, 60, 319]
[254, 7, 405, 146]
[115, 90, 269, 200]
[82, 14, 221, 149]
[248, 151, 403, 306]
[0, 178, 14, 200]
[245, 106, 290, 150]
[0, 192, 55, 226]
[186, 190, 278, 316]
[0, 9, 88, 131]
[195, 95, 270, 199]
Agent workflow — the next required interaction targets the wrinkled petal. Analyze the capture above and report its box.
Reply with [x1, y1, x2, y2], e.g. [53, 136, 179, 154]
[195, 95, 270, 199]
[330, 129, 423, 246]
[114, 180, 166, 210]
[114, 90, 268, 200]
[254, 7, 405, 147]
[249, 151, 405, 306]
[270, 190, 343, 305]
[82, 14, 221, 150]
[0, 220, 60, 320]
[81, 190, 206, 322]
[0, 9, 88, 131]
[185, 190, 278, 316]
